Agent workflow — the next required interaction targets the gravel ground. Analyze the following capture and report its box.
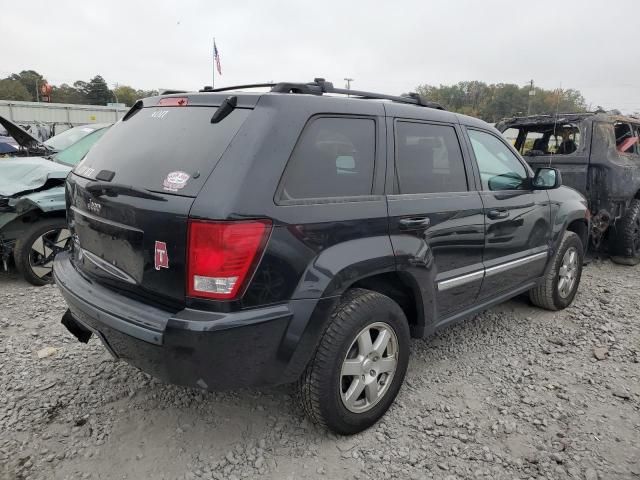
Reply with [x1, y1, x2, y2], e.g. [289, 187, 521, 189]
[1, 260, 639, 480]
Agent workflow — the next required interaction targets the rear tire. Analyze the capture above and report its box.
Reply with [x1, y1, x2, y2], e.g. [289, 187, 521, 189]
[14, 218, 72, 286]
[529, 231, 583, 311]
[298, 288, 410, 435]
[611, 199, 640, 266]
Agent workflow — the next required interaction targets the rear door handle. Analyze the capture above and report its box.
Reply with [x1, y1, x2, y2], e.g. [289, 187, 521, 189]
[487, 209, 509, 220]
[399, 217, 431, 229]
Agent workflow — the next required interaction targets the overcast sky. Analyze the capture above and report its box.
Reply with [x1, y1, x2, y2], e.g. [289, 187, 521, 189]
[2, 0, 639, 112]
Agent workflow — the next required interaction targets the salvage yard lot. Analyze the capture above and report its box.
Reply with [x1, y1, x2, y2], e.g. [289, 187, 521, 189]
[1, 260, 639, 480]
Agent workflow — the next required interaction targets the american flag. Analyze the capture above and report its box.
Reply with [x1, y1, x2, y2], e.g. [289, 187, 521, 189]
[214, 41, 222, 75]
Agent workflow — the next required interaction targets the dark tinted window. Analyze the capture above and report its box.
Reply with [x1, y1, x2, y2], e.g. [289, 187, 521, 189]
[73, 106, 250, 197]
[395, 122, 467, 194]
[278, 117, 375, 200]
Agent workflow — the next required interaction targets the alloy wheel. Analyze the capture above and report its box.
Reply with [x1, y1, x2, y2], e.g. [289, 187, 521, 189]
[340, 322, 398, 413]
[28, 228, 72, 281]
[557, 246, 578, 298]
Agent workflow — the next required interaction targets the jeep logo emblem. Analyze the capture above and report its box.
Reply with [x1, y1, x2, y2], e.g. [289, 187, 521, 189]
[87, 199, 102, 214]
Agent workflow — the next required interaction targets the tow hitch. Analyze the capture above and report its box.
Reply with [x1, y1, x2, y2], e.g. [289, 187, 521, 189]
[61, 309, 92, 343]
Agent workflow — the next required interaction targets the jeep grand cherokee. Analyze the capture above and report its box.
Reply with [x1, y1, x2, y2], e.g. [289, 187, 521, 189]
[54, 78, 589, 434]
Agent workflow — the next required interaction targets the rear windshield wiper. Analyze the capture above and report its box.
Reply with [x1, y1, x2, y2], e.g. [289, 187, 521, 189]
[211, 96, 237, 123]
[86, 182, 167, 201]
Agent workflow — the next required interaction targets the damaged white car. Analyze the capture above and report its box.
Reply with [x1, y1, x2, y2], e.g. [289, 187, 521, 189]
[0, 117, 110, 285]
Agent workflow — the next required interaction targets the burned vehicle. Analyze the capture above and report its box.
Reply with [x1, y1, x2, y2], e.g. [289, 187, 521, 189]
[0, 118, 110, 284]
[497, 113, 640, 264]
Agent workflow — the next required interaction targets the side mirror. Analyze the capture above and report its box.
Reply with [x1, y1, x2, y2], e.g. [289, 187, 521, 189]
[532, 167, 562, 189]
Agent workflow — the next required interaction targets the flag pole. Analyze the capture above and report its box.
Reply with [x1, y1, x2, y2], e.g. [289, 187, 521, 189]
[211, 37, 216, 88]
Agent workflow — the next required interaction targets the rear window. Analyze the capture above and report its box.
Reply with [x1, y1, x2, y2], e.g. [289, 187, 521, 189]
[277, 116, 376, 201]
[73, 106, 250, 197]
[54, 128, 108, 166]
[44, 125, 101, 151]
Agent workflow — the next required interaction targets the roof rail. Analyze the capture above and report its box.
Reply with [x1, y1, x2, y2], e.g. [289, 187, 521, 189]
[199, 83, 276, 93]
[271, 78, 445, 110]
[195, 78, 444, 110]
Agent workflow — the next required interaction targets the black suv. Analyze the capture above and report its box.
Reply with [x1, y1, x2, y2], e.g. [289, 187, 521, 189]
[497, 113, 640, 264]
[54, 79, 589, 434]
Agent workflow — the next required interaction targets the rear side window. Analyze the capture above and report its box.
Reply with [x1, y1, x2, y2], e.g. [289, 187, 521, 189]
[74, 106, 250, 197]
[614, 122, 639, 154]
[395, 122, 468, 194]
[277, 117, 376, 201]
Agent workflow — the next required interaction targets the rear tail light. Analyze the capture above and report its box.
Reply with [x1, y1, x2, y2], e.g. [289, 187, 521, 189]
[187, 220, 271, 300]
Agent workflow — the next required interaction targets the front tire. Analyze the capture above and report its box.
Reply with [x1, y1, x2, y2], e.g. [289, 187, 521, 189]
[298, 288, 410, 435]
[611, 199, 640, 266]
[14, 218, 72, 286]
[529, 231, 583, 311]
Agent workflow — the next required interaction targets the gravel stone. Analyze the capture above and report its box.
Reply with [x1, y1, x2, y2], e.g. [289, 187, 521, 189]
[1, 260, 639, 479]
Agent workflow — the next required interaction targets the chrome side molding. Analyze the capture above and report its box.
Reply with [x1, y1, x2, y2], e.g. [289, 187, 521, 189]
[437, 251, 548, 291]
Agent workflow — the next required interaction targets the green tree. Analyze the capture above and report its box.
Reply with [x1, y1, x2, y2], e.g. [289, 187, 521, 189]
[112, 85, 160, 106]
[0, 78, 32, 101]
[51, 83, 86, 104]
[84, 75, 113, 105]
[138, 89, 159, 98]
[112, 85, 139, 106]
[9, 70, 46, 102]
[416, 81, 587, 122]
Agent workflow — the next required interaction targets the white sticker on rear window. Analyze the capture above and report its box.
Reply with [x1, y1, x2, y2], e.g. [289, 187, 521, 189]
[163, 171, 190, 191]
[151, 110, 169, 119]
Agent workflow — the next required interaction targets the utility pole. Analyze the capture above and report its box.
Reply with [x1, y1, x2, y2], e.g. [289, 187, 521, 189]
[527, 79, 534, 116]
[344, 78, 354, 90]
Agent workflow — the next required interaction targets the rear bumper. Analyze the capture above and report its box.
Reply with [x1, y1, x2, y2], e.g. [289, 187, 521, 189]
[53, 252, 331, 390]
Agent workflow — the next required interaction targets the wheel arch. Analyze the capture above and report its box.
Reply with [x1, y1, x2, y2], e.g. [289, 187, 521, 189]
[1, 206, 65, 243]
[348, 271, 425, 338]
[566, 218, 589, 251]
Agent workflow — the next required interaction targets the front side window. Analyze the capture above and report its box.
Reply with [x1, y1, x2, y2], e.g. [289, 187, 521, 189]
[504, 123, 581, 156]
[395, 122, 468, 194]
[468, 129, 528, 191]
[278, 117, 375, 201]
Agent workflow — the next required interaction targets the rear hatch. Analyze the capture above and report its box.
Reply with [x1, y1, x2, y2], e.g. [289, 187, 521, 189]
[66, 95, 254, 308]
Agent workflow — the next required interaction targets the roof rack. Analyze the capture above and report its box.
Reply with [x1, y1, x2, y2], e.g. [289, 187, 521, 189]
[199, 83, 277, 93]
[199, 78, 444, 110]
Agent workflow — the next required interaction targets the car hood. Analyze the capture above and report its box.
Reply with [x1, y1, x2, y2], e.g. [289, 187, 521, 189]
[0, 115, 43, 150]
[0, 156, 71, 197]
